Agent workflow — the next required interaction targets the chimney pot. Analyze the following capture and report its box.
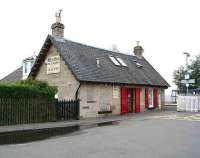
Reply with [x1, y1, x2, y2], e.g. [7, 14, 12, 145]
[51, 9, 65, 37]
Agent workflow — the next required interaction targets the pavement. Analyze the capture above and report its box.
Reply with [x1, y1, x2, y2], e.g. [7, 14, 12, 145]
[0, 110, 171, 134]
[0, 110, 200, 158]
[0, 113, 136, 134]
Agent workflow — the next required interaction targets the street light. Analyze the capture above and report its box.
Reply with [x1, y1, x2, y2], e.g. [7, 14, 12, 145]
[183, 52, 190, 67]
[183, 52, 191, 95]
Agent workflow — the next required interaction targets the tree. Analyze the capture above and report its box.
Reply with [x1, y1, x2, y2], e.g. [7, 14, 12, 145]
[188, 55, 200, 89]
[173, 55, 200, 93]
[173, 66, 187, 93]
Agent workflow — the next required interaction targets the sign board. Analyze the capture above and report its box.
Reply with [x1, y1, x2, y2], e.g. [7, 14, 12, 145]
[188, 79, 195, 84]
[181, 80, 187, 84]
[185, 74, 190, 80]
[113, 86, 120, 98]
[181, 79, 195, 84]
[47, 56, 60, 74]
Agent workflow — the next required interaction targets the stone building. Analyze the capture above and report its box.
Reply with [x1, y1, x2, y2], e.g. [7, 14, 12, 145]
[28, 12, 169, 118]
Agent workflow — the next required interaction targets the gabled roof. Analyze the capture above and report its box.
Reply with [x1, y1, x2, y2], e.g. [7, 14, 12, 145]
[0, 67, 22, 83]
[30, 35, 170, 88]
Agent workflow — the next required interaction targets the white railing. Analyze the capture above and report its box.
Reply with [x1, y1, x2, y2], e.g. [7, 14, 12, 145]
[177, 96, 200, 112]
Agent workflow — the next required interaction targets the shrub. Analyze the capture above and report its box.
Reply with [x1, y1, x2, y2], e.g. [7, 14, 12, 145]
[0, 79, 57, 99]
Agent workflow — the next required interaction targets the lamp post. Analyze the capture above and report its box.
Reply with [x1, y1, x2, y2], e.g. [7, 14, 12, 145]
[183, 52, 190, 95]
[183, 52, 190, 68]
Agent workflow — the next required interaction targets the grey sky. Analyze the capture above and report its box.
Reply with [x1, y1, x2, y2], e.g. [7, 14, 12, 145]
[0, 0, 200, 94]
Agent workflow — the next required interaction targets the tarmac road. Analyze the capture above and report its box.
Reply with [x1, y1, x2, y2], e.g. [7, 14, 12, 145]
[0, 111, 200, 158]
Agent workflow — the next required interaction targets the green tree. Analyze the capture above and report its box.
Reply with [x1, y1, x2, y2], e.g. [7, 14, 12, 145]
[173, 66, 187, 93]
[188, 55, 200, 89]
[173, 55, 200, 93]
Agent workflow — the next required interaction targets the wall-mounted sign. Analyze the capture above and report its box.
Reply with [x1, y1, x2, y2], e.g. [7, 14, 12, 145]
[113, 86, 120, 98]
[46, 56, 60, 74]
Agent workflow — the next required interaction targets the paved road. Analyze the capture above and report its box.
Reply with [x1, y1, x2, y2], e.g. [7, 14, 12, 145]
[0, 112, 200, 158]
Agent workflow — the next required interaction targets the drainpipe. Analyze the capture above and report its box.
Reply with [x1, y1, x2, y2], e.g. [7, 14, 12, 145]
[75, 83, 81, 120]
[75, 83, 81, 100]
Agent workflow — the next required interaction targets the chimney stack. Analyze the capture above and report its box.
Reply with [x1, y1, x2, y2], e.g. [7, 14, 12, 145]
[51, 9, 65, 37]
[134, 41, 144, 58]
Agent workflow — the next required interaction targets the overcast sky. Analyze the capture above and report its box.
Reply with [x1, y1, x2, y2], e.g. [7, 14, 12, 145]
[0, 0, 200, 94]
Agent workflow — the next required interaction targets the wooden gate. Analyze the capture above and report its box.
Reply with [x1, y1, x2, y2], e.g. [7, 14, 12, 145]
[56, 100, 80, 120]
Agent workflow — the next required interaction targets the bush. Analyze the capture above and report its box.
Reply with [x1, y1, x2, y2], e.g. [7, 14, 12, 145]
[0, 79, 57, 99]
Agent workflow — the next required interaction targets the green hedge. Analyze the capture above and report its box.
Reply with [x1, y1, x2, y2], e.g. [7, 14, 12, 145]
[0, 79, 57, 99]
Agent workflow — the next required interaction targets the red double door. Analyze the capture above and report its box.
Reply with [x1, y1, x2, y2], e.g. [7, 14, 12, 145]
[121, 87, 141, 114]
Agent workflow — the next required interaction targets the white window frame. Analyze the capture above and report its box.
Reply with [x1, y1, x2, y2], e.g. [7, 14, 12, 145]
[116, 57, 127, 67]
[109, 56, 121, 66]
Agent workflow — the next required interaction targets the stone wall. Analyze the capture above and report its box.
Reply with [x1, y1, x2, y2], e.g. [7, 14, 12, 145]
[35, 45, 80, 100]
[78, 85, 166, 118]
[78, 84, 121, 118]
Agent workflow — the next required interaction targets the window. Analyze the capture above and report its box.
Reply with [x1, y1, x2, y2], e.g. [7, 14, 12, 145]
[109, 56, 128, 67]
[109, 56, 120, 66]
[136, 62, 143, 68]
[116, 57, 127, 67]
[149, 88, 154, 108]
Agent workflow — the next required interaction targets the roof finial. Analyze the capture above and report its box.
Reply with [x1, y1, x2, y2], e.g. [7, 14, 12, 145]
[55, 9, 63, 23]
[136, 41, 140, 46]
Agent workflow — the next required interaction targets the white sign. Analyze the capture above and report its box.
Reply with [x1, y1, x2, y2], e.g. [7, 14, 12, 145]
[47, 56, 60, 74]
[185, 74, 190, 80]
[181, 79, 195, 84]
[113, 86, 119, 98]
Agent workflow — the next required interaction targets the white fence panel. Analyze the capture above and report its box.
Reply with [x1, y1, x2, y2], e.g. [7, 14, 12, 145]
[177, 96, 200, 112]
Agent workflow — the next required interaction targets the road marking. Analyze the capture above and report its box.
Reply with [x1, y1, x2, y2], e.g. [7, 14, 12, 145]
[152, 114, 200, 122]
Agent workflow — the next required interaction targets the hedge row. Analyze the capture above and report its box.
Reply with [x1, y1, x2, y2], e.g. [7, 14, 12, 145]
[0, 80, 57, 99]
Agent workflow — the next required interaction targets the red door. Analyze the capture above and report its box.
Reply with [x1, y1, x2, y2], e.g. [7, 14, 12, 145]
[135, 88, 141, 113]
[121, 87, 128, 114]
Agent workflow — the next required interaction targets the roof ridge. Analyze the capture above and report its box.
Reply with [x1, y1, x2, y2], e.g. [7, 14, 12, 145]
[51, 35, 137, 58]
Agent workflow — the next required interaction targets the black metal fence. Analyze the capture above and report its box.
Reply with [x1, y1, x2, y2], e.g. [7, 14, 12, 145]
[56, 100, 80, 121]
[0, 98, 80, 126]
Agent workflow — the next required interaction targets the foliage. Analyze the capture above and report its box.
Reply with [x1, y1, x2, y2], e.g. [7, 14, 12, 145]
[0, 79, 57, 98]
[173, 55, 200, 93]
[188, 55, 200, 89]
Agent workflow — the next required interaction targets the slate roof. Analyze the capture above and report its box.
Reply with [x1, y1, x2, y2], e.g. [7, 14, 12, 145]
[30, 35, 170, 88]
[0, 67, 22, 83]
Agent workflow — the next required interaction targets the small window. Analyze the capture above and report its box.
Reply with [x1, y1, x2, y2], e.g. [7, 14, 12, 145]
[109, 56, 121, 66]
[136, 62, 143, 68]
[116, 57, 127, 67]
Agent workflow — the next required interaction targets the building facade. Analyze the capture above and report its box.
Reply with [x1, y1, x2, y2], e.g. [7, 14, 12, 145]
[29, 13, 169, 118]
